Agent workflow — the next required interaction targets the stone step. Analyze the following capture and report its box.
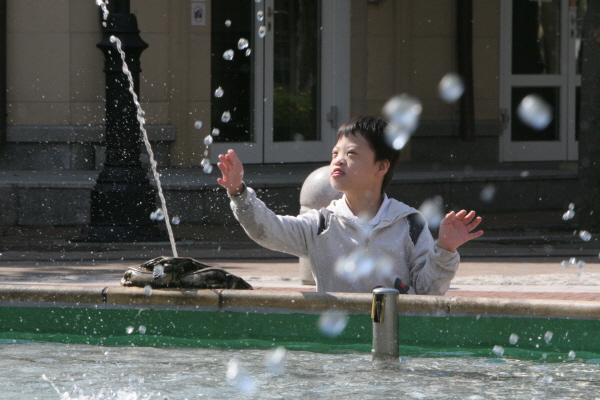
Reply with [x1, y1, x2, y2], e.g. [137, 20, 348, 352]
[0, 163, 578, 227]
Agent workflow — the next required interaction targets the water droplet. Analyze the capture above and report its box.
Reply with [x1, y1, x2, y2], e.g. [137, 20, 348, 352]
[125, 326, 134, 334]
[212, 128, 220, 136]
[153, 265, 164, 279]
[382, 94, 422, 150]
[203, 164, 213, 174]
[568, 350, 576, 360]
[226, 359, 255, 394]
[419, 196, 444, 229]
[578, 260, 586, 271]
[492, 345, 504, 357]
[563, 210, 575, 220]
[214, 86, 224, 98]
[265, 347, 286, 375]
[560, 260, 569, 269]
[544, 331, 553, 344]
[201, 158, 210, 167]
[204, 135, 214, 146]
[570, 257, 577, 265]
[223, 49, 234, 60]
[224, 20, 231, 27]
[221, 111, 231, 123]
[237, 38, 249, 50]
[138, 325, 146, 335]
[245, 48, 252, 57]
[256, 11, 264, 21]
[171, 215, 181, 225]
[292, 133, 304, 142]
[438, 73, 464, 103]
[334, 251, 376, 279]
[520, 170, 530, 177]
[541, 375, 553, 384]
[480, 184, 496, 202]
[517, 94, 553, 130]
[569, 202, 575, 211]
[143, 285, 152, 296]
[318, 310, 348, 337]
[509, 334, 519, 345]
[102, 21, 107, 27]
[194, 120, 203, 129]
[258, 26, 267, 38]
[579, 230, 592, 241]
[150, 208, 164, 221]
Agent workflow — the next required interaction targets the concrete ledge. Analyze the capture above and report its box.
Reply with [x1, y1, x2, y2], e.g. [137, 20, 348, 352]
[449, 296, 600, 319]
[1, 286, 600, 320]
[220, 290, 371, 314]
[106, 286, 220, 308]
[0, 285, 104, 304]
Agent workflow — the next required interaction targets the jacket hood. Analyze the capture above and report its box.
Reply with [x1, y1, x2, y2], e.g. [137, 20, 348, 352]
[328, 196, 417, 224]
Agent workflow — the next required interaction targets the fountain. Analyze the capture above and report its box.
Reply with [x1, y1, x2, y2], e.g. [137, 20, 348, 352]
[3, 1, 600, 398]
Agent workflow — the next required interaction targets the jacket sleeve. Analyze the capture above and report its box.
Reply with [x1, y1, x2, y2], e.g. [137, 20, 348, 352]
[228, 186, 317, 258]
[407, 217, 460, 295]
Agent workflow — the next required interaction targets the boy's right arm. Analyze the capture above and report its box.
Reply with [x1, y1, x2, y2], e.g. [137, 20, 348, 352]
[217, 150, 315, 258]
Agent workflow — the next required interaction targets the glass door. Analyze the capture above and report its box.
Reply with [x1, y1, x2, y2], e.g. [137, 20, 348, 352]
[211, 0, 348, 164]
[260, 0, 340, 163]
[500, 0, 583, 162]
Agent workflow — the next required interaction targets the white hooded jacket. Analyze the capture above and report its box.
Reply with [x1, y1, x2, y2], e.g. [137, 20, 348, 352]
[229, 186, 460, 295]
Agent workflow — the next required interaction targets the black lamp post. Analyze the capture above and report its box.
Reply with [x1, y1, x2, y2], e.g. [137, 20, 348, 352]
[79, 0, 166, 242]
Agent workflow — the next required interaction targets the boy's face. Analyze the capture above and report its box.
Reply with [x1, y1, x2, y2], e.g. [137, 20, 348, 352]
[330, 133, 388, 197]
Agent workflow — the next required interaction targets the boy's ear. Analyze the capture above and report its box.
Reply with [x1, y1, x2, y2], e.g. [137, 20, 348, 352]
[376, 159, 390, 176]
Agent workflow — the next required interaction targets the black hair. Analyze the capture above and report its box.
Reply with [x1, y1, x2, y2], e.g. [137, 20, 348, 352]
[336, 115, 400, 193]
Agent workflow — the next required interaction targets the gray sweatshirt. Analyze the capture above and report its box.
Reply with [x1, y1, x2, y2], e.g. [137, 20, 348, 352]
[229, 186, 460, 295]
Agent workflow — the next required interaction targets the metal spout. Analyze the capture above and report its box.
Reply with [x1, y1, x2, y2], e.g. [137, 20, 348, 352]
[371, 288, 399, 362]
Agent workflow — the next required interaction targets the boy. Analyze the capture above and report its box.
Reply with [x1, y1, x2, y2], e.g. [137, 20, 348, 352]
[217, 115, 483, 295]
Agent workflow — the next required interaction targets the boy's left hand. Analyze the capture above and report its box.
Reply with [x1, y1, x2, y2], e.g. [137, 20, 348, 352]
[436, 210, 483, 253]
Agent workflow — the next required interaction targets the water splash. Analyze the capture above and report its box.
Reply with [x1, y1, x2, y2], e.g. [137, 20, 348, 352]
[258, 26, 267, 38]
[110, 35, 178, 257]
[318, 310, 348, 337]
[492, 345, 504, 357]
[517, 94, 553, 130]
[223, 49, 234, 60]
[265, 347, 286, 375]
[382, 94, 422, 150]
[438, 73, 464, 103]
[237, 38, 249, 50]
[226, 359, 256, 395]
[95, 0, 109, 21]
[418, 196, 444, 229]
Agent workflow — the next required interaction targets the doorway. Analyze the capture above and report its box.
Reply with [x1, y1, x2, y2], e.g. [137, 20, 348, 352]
[210, 0, 349, 164]
[500, 0, 584, 162]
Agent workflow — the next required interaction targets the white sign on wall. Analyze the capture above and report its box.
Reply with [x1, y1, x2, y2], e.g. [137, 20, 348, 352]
[191, 2, 206, 26]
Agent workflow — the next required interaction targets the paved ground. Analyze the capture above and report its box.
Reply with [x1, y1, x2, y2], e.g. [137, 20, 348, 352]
[1, 220, 600, 301]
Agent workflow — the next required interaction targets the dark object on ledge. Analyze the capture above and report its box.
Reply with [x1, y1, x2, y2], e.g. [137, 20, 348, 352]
[121, 256, 253, 290]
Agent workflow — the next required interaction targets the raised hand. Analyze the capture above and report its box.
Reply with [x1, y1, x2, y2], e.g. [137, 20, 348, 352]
[217, 149, 245, 195]
[436, 210, 483, 252]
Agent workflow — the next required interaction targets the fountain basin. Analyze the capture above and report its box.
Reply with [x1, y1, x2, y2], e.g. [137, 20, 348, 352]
[0, 286, 598, 360]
